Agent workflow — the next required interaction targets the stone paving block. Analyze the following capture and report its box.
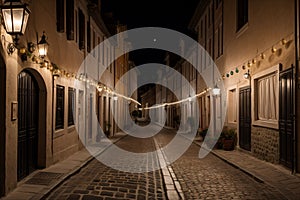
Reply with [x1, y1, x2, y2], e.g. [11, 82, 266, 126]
[82, 194, 103, 200]
[66, 194, 81, 200]
[167, 190, 180, 200]
[12, 185, 46, 194]
[3, 192, 34, 200]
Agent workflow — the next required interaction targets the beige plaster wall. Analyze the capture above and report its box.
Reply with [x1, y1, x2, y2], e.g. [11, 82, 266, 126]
[0, 0, 114, 194]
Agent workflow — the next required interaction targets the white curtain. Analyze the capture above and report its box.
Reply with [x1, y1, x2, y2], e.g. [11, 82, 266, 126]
[257, 73, 278, 121]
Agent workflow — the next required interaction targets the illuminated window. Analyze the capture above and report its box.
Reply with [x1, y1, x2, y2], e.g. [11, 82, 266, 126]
[252, 65, 279, 129]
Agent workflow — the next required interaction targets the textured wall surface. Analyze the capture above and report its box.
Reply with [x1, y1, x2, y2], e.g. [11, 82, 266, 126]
[252, 126, 279, 163]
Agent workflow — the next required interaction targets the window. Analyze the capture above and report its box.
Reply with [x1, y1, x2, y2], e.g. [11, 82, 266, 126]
[209, 38, 212, 57]
[66, 0, 74, 40]
[207, 96, 210, 127]
[208, 7, 211, 27]
[78, 8, 85, 50]
[102, 37, 105, 65]
[75, 10, 78, 43]
[257, 73, 278, 121]
[87, 20, 91, 53]
[92, 30, 96, 57]
[204, 15, 207, 49]
[56, 0, 64, 32]
[88, 94, 93, 139]
[228, 89, 237, 123]
[98, 36, 101, 63]
[200, 20, 203, 39]
[252, 66, 279, 128]
[56, 85, 65, 130]
[217, 23, 223, 57]
[68, 88, 75, 126]
[236, 0, 248, 31]
[108, 97, 112, 131]
[103, 96, 106, 128]
[189, 63, 193, 81]
[106, 46, 109, 68]
[216, 0, 222, 9]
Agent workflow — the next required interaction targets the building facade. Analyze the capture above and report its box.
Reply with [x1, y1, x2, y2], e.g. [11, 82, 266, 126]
[188, 0, 299, 172]
[0, 0, 134, 197]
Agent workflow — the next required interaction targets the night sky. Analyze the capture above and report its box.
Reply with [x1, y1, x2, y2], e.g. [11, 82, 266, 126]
[101, 0, 199, 65]
[101, 0, 200, 96]
[102, 0, 199, 33]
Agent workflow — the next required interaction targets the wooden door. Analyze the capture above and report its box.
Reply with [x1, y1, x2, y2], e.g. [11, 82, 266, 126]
[239, 86, 251, 151]
[0, 57, 5, 196]
[17, 71, 39, 181]
[279, 68, 294, 168]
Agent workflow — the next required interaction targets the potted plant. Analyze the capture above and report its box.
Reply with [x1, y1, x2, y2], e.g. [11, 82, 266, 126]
[222, 128, 236, 151]
[216, 131, 224, 149]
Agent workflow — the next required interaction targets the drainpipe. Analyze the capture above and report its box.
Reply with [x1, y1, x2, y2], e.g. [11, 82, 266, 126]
[51, 75, 54, 156]
[113, 50, 116, 136]
[293, 0, 299, 174]
[84, 43, 87, 146]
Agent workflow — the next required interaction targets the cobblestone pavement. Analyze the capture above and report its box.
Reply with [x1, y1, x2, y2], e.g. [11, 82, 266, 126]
[45, 127, 288, 200]
[45, 135, 166, 200]
[154, 129, 287, 200]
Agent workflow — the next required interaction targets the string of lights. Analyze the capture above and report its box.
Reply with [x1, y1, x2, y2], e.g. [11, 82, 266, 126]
[24, 34, 292, 110]
[222, 33, 293, 79]
[24, 57, 142, 106]
[142, 88, 209, 110]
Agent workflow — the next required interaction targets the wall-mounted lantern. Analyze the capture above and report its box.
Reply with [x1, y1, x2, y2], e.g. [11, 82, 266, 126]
[0, 0, 30, 53]
[113, 94, 118, 101]
[243, 70, 250, 79]
[37, 31, 48, 58]
[212, 84, 221, 96]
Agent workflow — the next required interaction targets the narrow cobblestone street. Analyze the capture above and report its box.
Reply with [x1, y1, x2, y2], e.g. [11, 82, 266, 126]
[43, 126, 289, 200]
[155, 129, 287, 199]
[45, 135, 166, 200]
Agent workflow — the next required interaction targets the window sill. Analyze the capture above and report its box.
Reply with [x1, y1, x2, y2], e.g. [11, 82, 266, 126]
[54, 129, 65, 138]
[216, 54, 223, 60]
[68, 125, 75, 133]
[236, 23, 249, 38]
[227, 122, 237, 127]
[252, 120, 278, 130]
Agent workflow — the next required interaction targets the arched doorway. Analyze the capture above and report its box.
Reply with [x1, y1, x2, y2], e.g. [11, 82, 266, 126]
[17, 69, 46, 181]
[0, 54, 6, 197]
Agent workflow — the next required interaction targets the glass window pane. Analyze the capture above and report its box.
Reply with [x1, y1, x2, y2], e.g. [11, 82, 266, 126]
[21, 11, 29, 34]
[2, 9, 13, 32]
[12, 8, 24, 32]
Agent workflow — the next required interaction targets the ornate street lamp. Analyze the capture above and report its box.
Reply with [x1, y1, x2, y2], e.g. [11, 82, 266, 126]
[243, 70, 250, 79]
[212, 84, 221, 96]
[0, 0, 30, 54]
[113, 94, 118, 101]
[37, 31, 48, 58]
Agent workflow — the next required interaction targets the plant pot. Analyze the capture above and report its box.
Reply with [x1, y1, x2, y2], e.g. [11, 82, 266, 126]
[216, 138, 224, 149]
[223, 139, 234, 151]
